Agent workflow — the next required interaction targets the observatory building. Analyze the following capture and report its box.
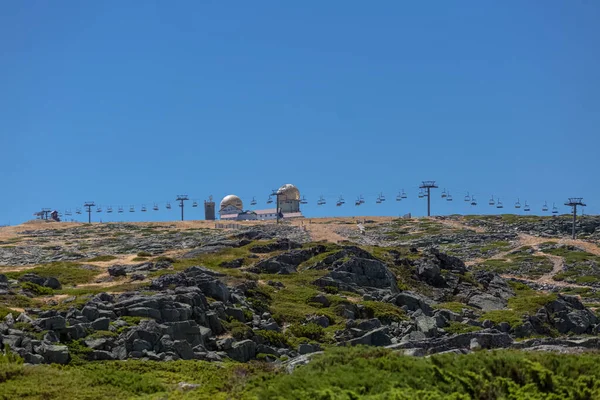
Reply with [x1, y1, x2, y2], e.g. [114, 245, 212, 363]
[219, 184, 304, 221]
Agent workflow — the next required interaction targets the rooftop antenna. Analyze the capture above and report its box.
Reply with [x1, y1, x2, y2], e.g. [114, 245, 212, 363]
[419, 181, 438, 217]
[176, 195, 189, 221]
[84, 201, 95, 224]
[564, 197, 586, 239]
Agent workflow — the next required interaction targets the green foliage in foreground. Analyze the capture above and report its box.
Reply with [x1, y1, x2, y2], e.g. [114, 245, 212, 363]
[5, 262, 99, 286]
[3, 347, 600, 399]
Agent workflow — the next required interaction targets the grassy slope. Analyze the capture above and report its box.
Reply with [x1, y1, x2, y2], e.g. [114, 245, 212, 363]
[2, 348, 600, 399]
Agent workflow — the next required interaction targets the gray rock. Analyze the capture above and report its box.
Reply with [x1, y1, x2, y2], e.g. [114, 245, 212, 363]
[307, 315, 330, 328]
[347, 327, 391, 347]
[467, 293, 507, 311]
[226, 339, 256, 362]
[37, 343, 69, 364]
[91, 317, 110, 331]
[36, 315, 66, 331]
[298, 343, 319, 355]
[173, 340, 195, 360]
[391, 292, 434, 315]
[415, 315, 438, 337]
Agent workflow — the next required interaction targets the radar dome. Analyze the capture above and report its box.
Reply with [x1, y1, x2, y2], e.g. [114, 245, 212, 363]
[220, 195, 243, 210]
[277, 184, 300, 201]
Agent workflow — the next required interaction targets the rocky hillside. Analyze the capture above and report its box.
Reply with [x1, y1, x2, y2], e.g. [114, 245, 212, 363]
[1, 216, 600, 398]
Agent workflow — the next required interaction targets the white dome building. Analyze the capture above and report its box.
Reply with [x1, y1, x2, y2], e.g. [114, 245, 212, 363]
[219, 194, 244, 220]
[276, 184, 301, 213]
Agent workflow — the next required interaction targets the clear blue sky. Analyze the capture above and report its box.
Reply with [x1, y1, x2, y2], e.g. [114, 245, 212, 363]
[1, 1, 598, 224]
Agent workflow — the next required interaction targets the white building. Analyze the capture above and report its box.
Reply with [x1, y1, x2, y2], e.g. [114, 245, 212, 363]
[218, 184, 304, 221]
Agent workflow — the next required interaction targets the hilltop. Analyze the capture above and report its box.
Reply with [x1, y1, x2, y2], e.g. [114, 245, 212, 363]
[1, 214, 600, 398]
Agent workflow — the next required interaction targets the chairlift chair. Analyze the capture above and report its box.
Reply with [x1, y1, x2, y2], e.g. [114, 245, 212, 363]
[107, 206, 113, 213]
[97, 206, 102, 213]
[418, 190, 424, 199]
[471, 196, 477, 206]
[401, 189, 407, 199]
[250, 197, 257, 206]
[542, 201, 549, 212]
[360, 195, 365, 204]
[464, 192, 471, 202]
[379, 192, 386, 202]
[166, 202, 171, 210]
[441, 189, 447, 198]
[65, 209, 72, 216]
[75, 208, 82, 215]
[446, 191, 453, 201]
[129, 206, 135, 212]
[396, 192, 402, 201]
[376, 197, 382, 204]
[266, 196, 273, 204]
[141, 205, 147, 212]
[515, 198, 521, 209]
[524, 201, 531, 212]
[496, 199, 504, 209]
[355, 197, 361, 206]
[489, 196, 495, 206]
[153, 204, 159, 211]
[118, 206, 124, 213]
[339, 196, 345, 205]
[552, 203, 558, 214]
[192, 201, 198, 208]
[300, 196, 308, 205]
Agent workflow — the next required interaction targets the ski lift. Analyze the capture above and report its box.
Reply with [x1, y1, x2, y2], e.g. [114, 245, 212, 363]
[446, 191, 453, 201]
[464, 192, 471, 202]
[418, 190, 425, 199]
[552, 203, 558, 214]
[441, 188, 447, 198]
[542, 201, 549, 212]
[317, 195, 326, 206]
[376, 197, 382, 204]
[360, 195, 365, 204]
[496, 199, 504, 209]
[379, 192, 386, 202]
[355, 197, 361, 206]
[266, 196, 273, 204]
[107, 206, 113, 213]
[192, 201, 198, 208]
[396, 191, 402, 201]
[96, 206, 102, 213]
[65, 209, 72, 216]
[515, 198, 521, 209]
[129, 206, 135, 212]
[153, 204, 159, 211]
[166, 202, 172, 210]
[339, 195, 345, 204]
[118, 206, 124, 213]
[250, 197, 257, 206]
[489, 196, 495, 206]
[524, 201, 531, 212]
[75, 208, 82, 215]
[300, 196, 308, 205]
[471, 196, 477, 206]
[141, 205, 147, 212]
[401, 189, 407, 199]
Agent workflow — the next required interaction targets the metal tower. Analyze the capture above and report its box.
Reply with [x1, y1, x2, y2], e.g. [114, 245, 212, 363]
[83, 202, 95, 224]
[564, 198, 586, 239]
[176, 195, 189, 221]
[419, 181, 438, 217]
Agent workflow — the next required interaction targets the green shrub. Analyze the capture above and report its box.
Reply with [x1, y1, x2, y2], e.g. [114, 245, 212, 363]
[21, 281, 54, 295]
[137, 251, 152, 257]
[444, 321, 482, 334]
[255, 330, 290, 347]
[289, 322, 324, 341]
[362, 301, 406, 323]
[223, 320, 253, 340]
[323, 286, 339, 294]
[5, 262, 98, 286]
[154, 256, 176, 263]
